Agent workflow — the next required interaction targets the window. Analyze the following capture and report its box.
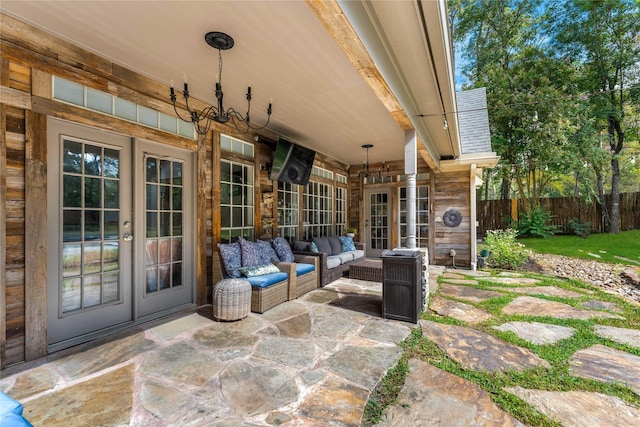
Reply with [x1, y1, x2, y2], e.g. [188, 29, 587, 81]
[220, 160, 254, 243]
[399, 185, 429, 248]
[220, 134, 255, 157]
[303, 180, 333, 240]
[335, 186, 347, 235]
[277, 181, 299, 241]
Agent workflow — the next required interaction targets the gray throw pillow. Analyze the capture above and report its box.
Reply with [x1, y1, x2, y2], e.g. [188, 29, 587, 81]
[327, 236, 342, 255]
[312, 236, 332, 255]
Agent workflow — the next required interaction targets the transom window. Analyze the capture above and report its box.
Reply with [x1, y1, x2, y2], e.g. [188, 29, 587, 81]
[220, 134, 254, 157]
[220, 160, 254, 243]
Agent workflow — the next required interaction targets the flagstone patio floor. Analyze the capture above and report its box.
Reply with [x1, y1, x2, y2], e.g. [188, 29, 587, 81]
[3, 265, 640, 426]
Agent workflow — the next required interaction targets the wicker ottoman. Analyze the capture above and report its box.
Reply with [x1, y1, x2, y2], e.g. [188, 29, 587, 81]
[213, 278, 252, 321]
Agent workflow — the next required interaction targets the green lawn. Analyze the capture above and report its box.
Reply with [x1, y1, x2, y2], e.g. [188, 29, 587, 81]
[518, 229, 640, 266]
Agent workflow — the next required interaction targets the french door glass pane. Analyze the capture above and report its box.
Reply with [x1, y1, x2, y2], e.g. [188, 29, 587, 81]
[60, 139, 121, 314]
[145, 156, 184, 294]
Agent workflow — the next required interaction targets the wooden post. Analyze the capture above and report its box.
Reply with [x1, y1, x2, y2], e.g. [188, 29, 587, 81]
[196, 132, 208, 305]
[0, 105, 7, 368]
[25, 111, 48, 360]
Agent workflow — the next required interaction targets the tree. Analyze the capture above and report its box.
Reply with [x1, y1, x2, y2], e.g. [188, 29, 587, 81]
[551, 0, 640, 233]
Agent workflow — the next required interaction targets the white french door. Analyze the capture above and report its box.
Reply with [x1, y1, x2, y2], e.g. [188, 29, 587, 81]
[47, 119, 194, 350]
[364, 188, 391, 258]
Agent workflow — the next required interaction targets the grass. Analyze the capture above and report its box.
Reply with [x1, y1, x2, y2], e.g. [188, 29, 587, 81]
[361, 268, 640, 426]
[517, 229, 640, 266]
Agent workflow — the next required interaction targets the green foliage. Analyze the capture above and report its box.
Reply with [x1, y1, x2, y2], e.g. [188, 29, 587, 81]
[517, 206, 559, 238]
[567, 217, 591, 238]
[484, 228, 529, 270]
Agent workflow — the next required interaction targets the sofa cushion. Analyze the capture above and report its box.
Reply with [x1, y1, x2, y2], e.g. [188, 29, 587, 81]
[245, 271, 288, 288]
[240, 263, 281, 277]
[295, 263, 315, 276]
[334, 252, 355, 264]
[328, 236, 342, 255]
[239, 237, 278, 267]
[312, 236, 332, 255]
[339, 236, 357, 252]
[326, 256, 342, 269]
[272, 237, 295, 262]
[293, 240, 310, 251]
[217, 242, 242, 278]
[351, 249, 365, 260]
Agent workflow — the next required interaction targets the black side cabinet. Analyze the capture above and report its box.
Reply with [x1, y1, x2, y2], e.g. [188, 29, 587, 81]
[381, 250, 423, 323]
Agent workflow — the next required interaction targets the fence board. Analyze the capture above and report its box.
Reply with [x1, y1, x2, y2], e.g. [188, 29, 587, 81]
[477, 192, 640, 236]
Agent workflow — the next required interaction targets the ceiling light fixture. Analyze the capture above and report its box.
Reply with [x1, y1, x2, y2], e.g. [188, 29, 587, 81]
[360, 144, 389, 180]
[169, 31, 272, 136]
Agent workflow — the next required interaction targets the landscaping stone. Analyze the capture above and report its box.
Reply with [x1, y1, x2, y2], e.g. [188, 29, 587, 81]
[439, 283, 503, 303]
[443, 272, 466, 279]
[569, 344, 640, 394]
[376, 359, 525, 427]
[594, 325, 640, 348]
[429, 296, 493, 324]
[493, 321, 575, 345]
[507, 387, 640, 426]
[502, 296, 624, 320]
[421, 320, 550, 372]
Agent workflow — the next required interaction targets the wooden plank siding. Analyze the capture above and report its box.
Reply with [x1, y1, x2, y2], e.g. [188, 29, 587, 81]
[433, 171, 472, 267]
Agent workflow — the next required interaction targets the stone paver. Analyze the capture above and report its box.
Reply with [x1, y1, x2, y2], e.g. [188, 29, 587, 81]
[581, 299, 622, 313]
[507, 387, 640, 426]
[149, 312, 213, 340]
[421, 320, 549, 373]
[325, 345, 404, 389]
[502, 296, 624, 320]
[482, 277, 542, 286]
[439, 283, 503, 303]
[0, 365, 57, 400]
[493, 321, 575, 345]
[22, 364, 134, 426]
[496, 285, 585, 298]
[569, 344, 640, 394]
[376, 359, 525, 427]
[297, 377, 369, 426]
[442, 278, 479, 285]
[594, 325, 640, 348]
[429, 296, 493, 324]
[443, 272, 466, 279]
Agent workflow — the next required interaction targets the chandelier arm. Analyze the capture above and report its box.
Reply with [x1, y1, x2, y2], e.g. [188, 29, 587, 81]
[172, 102, 196, 124]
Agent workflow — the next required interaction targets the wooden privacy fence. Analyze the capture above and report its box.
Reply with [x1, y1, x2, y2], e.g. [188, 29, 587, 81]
[476, 192, 640, 237]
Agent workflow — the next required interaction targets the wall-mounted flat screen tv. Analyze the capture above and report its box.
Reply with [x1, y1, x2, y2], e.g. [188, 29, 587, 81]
[270, 139, 316, 185]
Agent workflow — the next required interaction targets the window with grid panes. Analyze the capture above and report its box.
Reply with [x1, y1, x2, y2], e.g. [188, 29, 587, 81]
[220, 160, 254, 243]
[277, 181, 299, 241]
[303, 180, 333, 240]
[399, 185, 429, 248]
[335, 186, 347, 235]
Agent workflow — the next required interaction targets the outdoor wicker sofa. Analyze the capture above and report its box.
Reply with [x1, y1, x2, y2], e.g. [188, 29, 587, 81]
[217, 237, 318, 313]
[292, 236, 366, 287]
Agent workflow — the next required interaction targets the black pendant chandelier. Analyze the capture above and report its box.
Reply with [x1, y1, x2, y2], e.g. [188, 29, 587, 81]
[170, 31, 272, 136]
[360, 143, 389, 179]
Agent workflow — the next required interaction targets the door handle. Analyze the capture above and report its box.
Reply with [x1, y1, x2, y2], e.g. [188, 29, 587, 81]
[123, 233, 134, 241]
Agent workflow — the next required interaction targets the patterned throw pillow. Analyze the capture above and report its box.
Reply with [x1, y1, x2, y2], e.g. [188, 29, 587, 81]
[311, 241, 319, 252]
[217, 242, 242, 278]
[272, 237, 295, 262]
[238, 237, 279, 267]
[339, 236, 357, 252]
[239, 263, 281, 277]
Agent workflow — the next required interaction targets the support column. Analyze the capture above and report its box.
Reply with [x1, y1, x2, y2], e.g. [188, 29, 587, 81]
[404, 130, 417, 249]
[470, 164, 477, 270]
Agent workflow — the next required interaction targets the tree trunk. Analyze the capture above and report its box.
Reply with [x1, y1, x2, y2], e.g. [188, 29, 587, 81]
[500, 176, 510, 201]
[595, 169, 609, 232]
[573, 171, 580, 198]
[609, 156, 621, 234]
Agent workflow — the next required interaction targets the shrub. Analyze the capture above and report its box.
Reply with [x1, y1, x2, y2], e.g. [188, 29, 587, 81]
[517, 207, 559, 239]
[484, 228, 529, 270]
[567, 217, 591, 239]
